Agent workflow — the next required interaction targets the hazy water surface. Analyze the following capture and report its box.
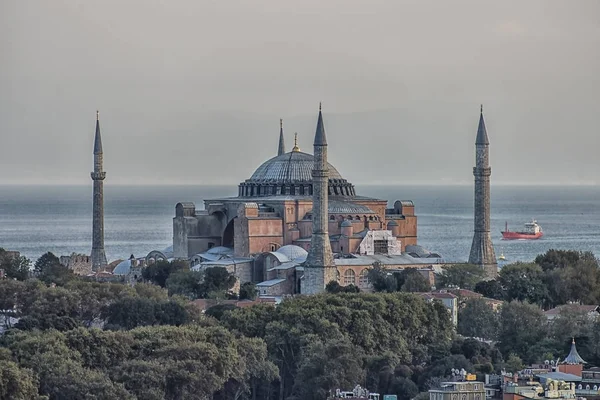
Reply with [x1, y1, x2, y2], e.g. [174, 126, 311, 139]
[1, 184, 599, 264]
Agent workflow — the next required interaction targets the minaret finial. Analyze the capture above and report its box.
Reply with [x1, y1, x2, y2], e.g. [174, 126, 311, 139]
[292, 132, 300, 152]
[480, 104, 483, 114]
[572, 337, 575, 344]
[96, 110, 99, 121]
[280, 118, 283, 129]
[319, 102, 322, 111]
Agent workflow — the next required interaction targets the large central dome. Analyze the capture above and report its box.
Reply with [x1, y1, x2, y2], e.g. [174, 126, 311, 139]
[238, 151, 356, 198]
[250, 151, 343, 182]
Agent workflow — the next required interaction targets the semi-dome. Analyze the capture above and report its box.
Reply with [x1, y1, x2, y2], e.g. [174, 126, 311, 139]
[238, 151, 356, 198]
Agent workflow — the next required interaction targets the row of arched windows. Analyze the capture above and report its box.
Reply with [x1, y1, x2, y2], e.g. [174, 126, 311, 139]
[342, 269, 370, 287]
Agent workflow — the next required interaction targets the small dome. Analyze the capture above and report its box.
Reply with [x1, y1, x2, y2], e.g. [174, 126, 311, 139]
[276, 245, 308, 262]
[113, 259, 131, 275]
[340, 220, 352, 228]
[387, 220, 398, 227]
[206, 246, 234, 255]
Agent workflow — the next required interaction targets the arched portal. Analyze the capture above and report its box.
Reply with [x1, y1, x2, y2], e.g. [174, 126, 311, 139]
[222, 218, 235, 248]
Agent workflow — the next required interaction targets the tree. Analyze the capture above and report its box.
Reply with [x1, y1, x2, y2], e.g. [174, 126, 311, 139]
[166, 270, 204, 299]
[437, 264, 486, 290]
[534, 249, 587, 272]
[239, 282, 258, 300]
[34, 252, 76, 286]
[474, 279, 504, 300]
[457, 298, 499, 340]
[0, 361, 41, 400]
[397, 269, 430, 293]
[368, 264, 397, 292]
[505, 353, 524, 373]
[142, 260, 188, 287]
[325, 281, 360, 294]
[291, 338, 365, 400]
[499, 263, 548, 305]
[104, 297, 190, 329]
[0, 248, 30, 281]
[201, 267, 237, 298]
[497, 301, 546, 362]
[206, 303, 239, 320]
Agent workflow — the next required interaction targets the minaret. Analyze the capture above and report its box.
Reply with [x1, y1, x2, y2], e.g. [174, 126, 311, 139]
[468, 105, 497, 276]
[278, 118, 285, 156]
[301, 103, 336, 294]
[91, 111, 108, 271]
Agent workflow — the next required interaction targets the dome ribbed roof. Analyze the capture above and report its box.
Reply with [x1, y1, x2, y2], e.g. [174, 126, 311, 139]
[248, 151, 343, 183]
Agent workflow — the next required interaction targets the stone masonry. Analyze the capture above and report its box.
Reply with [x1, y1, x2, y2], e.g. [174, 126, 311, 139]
[91, 111, 108, 271]
[468, 106, 497, 277]
[302, 105, 337, 294]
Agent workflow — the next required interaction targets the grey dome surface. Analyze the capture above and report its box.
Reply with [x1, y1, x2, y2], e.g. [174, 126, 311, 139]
[113, 259, 131, 275]
[276, 245, 308, 262]
[249, 151, 343, 183]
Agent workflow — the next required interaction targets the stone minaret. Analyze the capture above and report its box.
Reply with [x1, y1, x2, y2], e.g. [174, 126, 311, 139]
[302, 104, 336, 294]
[278, 118, 285, 156]
[91, 111, 108, 271]
[468, 105, 497, 276]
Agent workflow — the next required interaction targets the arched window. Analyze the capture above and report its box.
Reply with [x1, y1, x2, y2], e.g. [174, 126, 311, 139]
[359, 269, 369, 287]
[344, 269, 356, 286]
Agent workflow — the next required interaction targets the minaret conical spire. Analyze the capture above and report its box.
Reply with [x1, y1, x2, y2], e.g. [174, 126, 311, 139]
[277, 118, 285, 156]
[314, 103, 327, 145]
[94, 110, 103, 154]
[476, 104, 489, 145]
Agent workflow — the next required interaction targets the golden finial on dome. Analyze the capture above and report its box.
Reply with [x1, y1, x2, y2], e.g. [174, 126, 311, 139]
[292, 132, 300, 152]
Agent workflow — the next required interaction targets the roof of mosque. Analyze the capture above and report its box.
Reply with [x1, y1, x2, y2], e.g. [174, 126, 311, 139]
[247, 151, 344, 183]
[306, 200, 376, 215]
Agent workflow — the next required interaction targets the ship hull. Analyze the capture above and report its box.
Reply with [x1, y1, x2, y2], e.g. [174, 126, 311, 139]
[501, 231, 543, 240]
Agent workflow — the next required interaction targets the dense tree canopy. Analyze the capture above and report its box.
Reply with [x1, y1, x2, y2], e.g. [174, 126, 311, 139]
[0, 248, 30, 281]
[457, 298, 499, 340]
[437, 264, 486, 290]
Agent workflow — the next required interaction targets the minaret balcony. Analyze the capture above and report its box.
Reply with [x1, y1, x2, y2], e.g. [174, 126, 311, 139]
[473, 167, 491, 176]
[91, 171, 106, 180]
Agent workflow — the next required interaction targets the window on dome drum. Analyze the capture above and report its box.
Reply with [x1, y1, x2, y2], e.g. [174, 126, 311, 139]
[344, 269, 356, 286]
[373, 240, 388, 254]
[359, 269, 369, 287]
[208, 242, 215, 249]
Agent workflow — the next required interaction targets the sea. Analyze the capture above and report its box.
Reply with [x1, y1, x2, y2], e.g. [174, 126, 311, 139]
[1, 184, 599, 265]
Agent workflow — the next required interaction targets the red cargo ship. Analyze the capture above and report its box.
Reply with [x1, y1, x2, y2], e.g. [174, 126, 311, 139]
[501, 220, 543, 240]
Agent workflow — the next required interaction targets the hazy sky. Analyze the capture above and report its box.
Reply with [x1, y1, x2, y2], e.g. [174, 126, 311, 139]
[1, 0, 599, 186]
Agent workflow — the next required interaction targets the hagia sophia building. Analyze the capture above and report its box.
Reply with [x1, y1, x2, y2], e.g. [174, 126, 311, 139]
[138, 105, 443, 296]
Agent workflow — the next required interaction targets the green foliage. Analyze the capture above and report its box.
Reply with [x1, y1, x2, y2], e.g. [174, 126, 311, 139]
[142, 260, 188, 287]
[0, 248, 31, 281]
[497, 301, 546, 362]
[534, 249, 590, 272]
[104, 297, 190, 330]
[239, 282, 258, 300]
[1, 325, 275, 400]
[437, 264, 486, 290]
[0, 360, 41, 400]
[325, 281, 360, 293]
[368, 265, 397, 292]
[396, 268, 431, 292]
[34, 252, 77, 286]
[474, 279, 504, 300]
[505, 353, 524, 373]
[291, 338, 365, 400]
[165, 270, 204, 299]
[499, 263, 548, 305]
[457, 298, 499, 340]
[202, 267, 237, 297]
[205, 303, 239, 320]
